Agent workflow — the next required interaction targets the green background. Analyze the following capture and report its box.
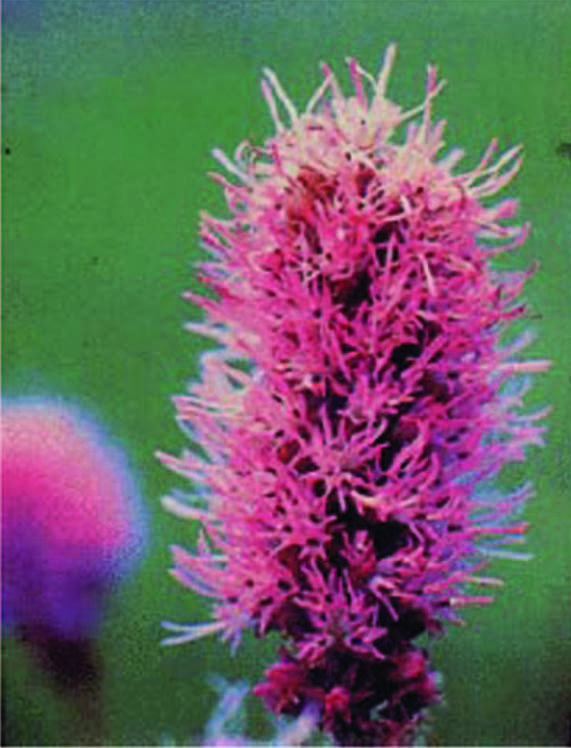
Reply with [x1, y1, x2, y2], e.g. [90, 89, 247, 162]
[2, 0, 570, 745]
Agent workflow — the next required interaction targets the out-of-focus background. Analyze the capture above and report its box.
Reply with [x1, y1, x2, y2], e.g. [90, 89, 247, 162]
[2, 1, 570, 745]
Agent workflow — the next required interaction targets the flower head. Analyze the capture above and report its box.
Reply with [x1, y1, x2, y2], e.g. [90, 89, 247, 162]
[161, 46, 549, 746]
[2, 397, 146, 641]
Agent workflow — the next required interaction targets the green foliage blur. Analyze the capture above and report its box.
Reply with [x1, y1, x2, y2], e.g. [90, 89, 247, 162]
[2, 1, 570, 745]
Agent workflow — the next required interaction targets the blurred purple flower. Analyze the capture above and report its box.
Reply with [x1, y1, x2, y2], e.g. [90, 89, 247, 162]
[160, 46, 549, 746]
[2, 397, 146, 703]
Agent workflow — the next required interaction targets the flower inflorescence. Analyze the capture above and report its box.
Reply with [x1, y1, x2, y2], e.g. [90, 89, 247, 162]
[160, 46, 549, 746]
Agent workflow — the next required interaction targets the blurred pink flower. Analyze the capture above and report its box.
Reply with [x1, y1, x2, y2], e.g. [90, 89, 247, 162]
[2, 397, 145, 645]
[161, 46, 549, 746]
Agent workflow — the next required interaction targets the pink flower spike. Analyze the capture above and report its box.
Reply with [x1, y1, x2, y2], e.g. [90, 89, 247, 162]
[163, 47, 549, 746]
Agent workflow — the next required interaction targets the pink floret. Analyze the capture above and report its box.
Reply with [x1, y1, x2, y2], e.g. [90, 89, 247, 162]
[161, 46, 549, 745]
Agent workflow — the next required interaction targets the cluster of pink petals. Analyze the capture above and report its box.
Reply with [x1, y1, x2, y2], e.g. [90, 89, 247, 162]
[160, 46, 549, 746]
